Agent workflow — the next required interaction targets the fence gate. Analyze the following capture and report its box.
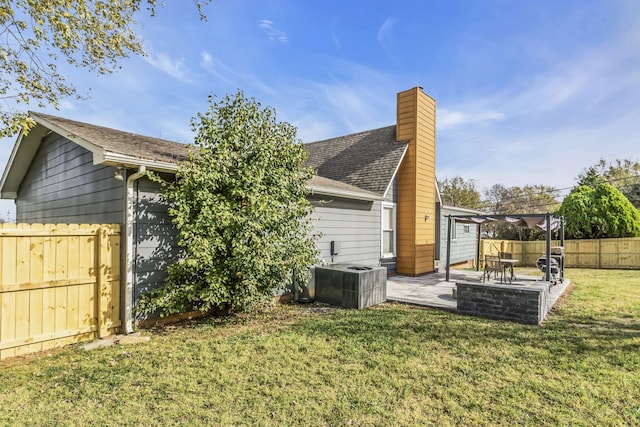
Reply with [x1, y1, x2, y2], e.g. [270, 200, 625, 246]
[0, 224, 121, 360]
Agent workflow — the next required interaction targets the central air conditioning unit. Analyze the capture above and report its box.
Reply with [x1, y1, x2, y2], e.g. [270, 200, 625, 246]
[314, 264, 387, 309]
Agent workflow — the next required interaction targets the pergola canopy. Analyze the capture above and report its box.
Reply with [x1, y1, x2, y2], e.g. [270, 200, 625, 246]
[452, 213, 563, 232]
[445, 213, 565, 282]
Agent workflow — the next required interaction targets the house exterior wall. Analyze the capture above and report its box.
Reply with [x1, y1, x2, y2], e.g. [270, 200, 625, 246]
[132, 176, 179, 313]
[439, 207, 479, 267]
[15, 134, 124, 224]
[396, 87, 437, 275]
[384, 175, 398, 203]
[309, 195, 381, 266]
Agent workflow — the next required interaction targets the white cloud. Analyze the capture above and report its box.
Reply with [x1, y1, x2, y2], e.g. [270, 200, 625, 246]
[144, 51, 194, 83]
[435, 18, 640, 194]
[200, 50, 276, 97]
[264, 61, 401, 142]
[58, 99, 75, 110]
[377, 18, 397, 60]
[438, 109, 505, 130]
[200, 51, 239, 87]
[303, 70, 397, 136]
[330, 20, 341, 51]
[258, 20, 288, 43]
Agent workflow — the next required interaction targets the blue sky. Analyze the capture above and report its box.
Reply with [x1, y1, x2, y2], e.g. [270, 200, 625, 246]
[2, 0, 640, 219]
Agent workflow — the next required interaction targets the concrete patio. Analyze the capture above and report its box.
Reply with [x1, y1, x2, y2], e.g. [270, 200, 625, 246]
[386, 269, 572, 322]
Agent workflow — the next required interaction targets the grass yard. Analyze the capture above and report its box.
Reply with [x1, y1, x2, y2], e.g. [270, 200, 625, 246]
[1, 268, 639, 426]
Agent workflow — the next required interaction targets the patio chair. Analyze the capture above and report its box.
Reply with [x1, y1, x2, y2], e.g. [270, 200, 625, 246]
[482, 255, 504, 283]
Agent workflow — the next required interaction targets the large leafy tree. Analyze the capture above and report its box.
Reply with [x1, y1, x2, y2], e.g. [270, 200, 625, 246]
[578, 159, 640, 209]
[438, 176, 481, 209]
[137, 91, 319, 316]
[0, 0, 208, 137]
[557, 182, 640, 239]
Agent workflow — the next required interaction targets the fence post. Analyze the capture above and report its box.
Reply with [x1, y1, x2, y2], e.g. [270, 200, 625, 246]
[597, 238, 602, 269]
[96, 226, 109, 338]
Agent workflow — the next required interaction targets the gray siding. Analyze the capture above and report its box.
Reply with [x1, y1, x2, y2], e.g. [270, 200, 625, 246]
[132, 176, 179, 312]
[439, 207, 479, 267]
[16, 134, 124, 223]
[310, 196, 381, 267]
[383, 176, 398, 202]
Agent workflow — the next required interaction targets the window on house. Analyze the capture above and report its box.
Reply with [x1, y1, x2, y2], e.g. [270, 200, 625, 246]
[463, 225, 470, 234]
[451, 220, 457, 240]
[382, 205, 395, 257]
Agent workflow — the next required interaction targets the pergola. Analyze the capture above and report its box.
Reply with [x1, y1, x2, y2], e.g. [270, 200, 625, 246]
[445, 213, 565, 282]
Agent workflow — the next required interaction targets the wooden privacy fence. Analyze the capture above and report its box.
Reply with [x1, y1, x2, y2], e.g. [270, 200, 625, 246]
[482, 237, 640, 269]
[0, 224, 121, 360]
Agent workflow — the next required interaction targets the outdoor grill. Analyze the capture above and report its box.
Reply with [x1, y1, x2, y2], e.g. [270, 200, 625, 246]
[535, 246, 565, 284]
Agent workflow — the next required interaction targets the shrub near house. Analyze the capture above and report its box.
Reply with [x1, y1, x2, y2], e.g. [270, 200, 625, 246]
[137, 91, 318, 316]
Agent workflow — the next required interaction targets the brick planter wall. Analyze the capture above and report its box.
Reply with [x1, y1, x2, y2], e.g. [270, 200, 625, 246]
[455, 281, 550, 325]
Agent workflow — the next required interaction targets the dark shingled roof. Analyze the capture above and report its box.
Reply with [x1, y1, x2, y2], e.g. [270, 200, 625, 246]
[26, 113, 397, 200]
[32, 112, 189, 164]
[304, 125, 408, 196]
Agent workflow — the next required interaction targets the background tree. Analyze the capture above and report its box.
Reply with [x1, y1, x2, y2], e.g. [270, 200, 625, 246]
[438, 176, 481, 209]
[0, 0, 208, 137]
[557, 182, 640, 239]
[578, 158, 640, 209]
[482, 184, 559, 240]
[137, 91, 318, 317]
[626, 184, 640, 210]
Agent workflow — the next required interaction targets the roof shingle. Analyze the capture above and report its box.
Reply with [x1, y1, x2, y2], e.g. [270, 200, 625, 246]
[32, 112, 189, 164]
[304, 125, 408, 196]
[28, 113, 403, 199]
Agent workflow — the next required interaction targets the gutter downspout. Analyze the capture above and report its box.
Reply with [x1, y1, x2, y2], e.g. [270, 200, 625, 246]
[445, 216, 452, 282]
[124, 166, 146, 333]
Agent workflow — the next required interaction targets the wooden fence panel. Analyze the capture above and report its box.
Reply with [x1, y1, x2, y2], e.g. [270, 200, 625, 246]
[482, 237, 640, 270]
[0, 224, 121, 360]
[564, 240, 599, 268]
[599, 238, 640, 269]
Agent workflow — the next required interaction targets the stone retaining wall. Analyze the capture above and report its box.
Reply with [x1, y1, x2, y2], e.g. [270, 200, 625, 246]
[455, 281, 550, 325]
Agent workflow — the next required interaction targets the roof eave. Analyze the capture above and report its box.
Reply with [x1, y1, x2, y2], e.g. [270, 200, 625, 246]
[31, 112, 107, 161]
[0, 112, 113, 200]
[442, 205, 486, 215]
[382, 142, 409, 199]
[101, 152, 179, 173]
[0, 124, 52, 199]
[308, 185, 385, 202]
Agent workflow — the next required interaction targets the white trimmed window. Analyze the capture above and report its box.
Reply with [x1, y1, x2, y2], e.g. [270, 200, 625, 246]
[451, 219, 457, 240]
[382, 204, 396, 257]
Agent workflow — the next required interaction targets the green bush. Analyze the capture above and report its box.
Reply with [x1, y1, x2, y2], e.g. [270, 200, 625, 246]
[137, 91, 319, 316]
[557, 182, 640, 239]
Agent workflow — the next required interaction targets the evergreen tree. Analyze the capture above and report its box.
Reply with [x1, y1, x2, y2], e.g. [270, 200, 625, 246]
[557, 182, 640, 239]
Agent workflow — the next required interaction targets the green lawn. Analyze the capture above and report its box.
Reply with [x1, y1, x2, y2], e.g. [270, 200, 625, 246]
[1, 268, 639, 426]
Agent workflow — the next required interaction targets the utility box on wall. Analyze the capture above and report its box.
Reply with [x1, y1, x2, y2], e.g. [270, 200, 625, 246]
[314, 264, 387, 309]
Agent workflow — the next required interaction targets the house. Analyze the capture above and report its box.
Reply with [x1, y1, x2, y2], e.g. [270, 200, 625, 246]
[305, 87, 480, 274]
[0, 86, 479, 327]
